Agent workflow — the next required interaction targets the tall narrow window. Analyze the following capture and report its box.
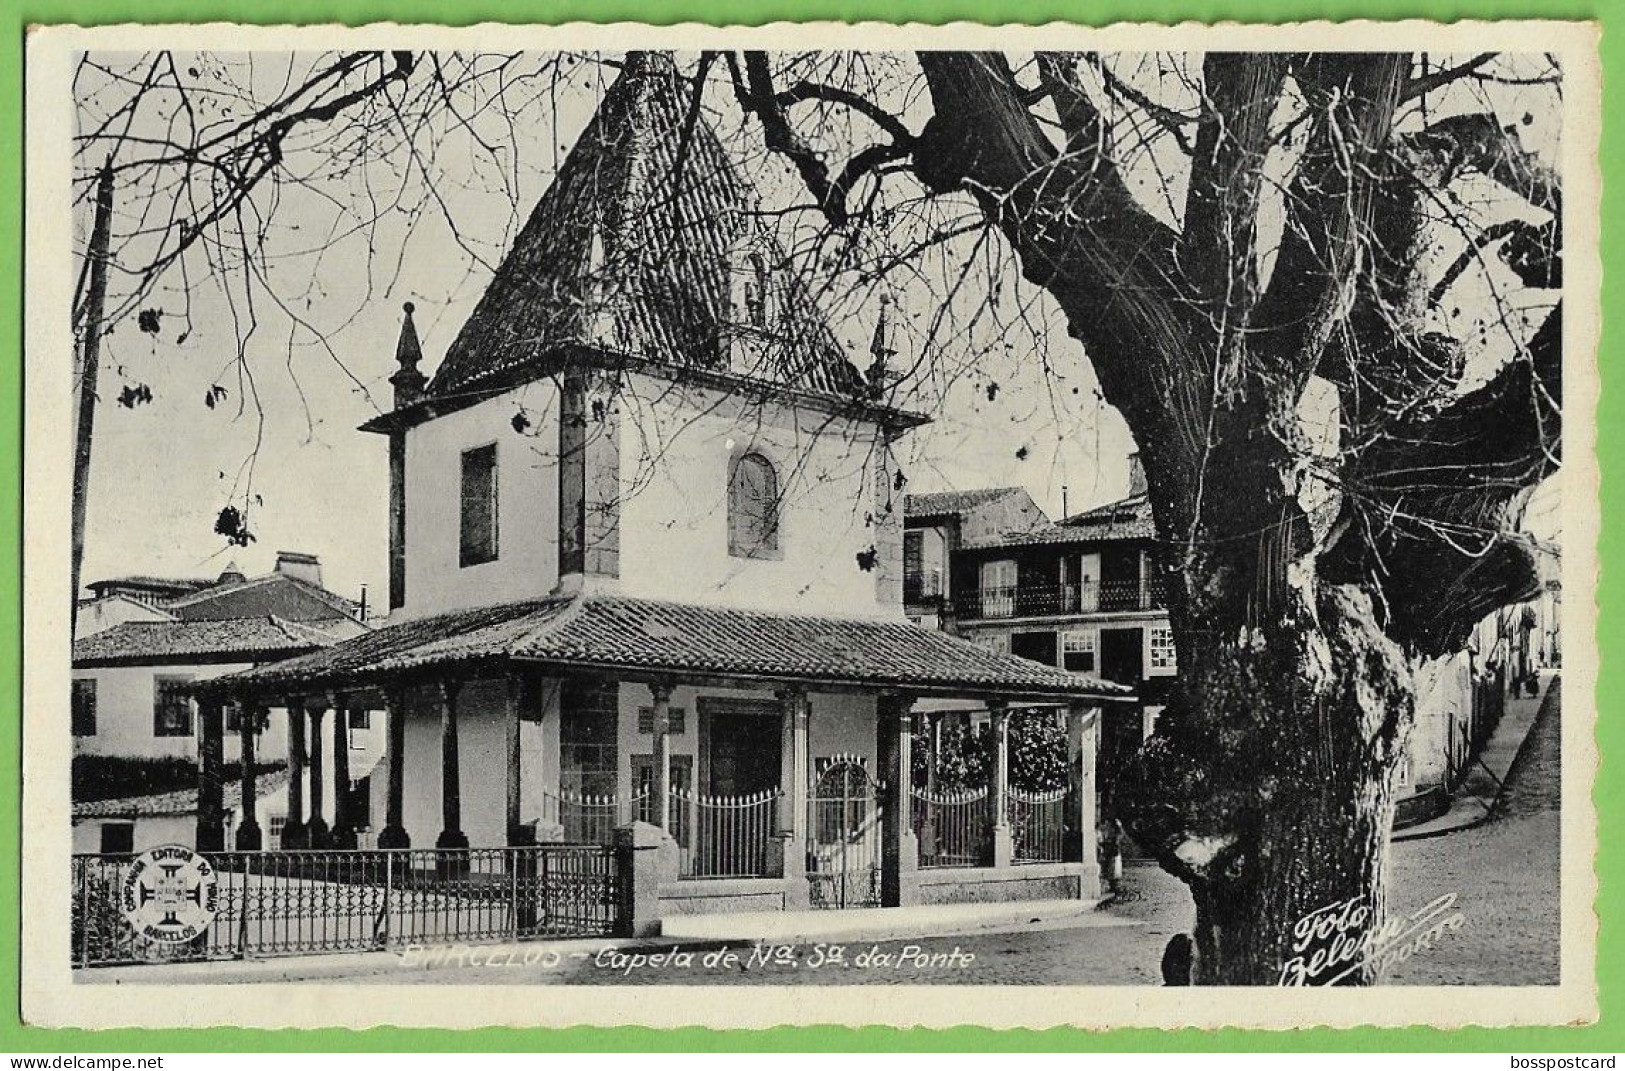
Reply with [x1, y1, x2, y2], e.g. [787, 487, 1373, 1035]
[743, 252, 771, 328]
[728, 452, 780, 558]
[71, 679, 97, 737]
[460, 443, 499, 567]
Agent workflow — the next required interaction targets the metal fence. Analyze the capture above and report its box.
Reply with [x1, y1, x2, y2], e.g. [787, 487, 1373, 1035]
[674, 787, 780, 879]
[911, 786, 992, 868]
[1008, 786, 1069, 863]
[72, 845, 622, 968]
[538, 789, 645, 846]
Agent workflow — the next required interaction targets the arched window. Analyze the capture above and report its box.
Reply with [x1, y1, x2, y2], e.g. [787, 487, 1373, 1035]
[728, 451, 780, 558]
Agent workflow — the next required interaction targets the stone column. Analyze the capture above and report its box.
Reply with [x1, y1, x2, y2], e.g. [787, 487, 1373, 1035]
[776, 688, 811, 909]
[235, 703, 264, 851]
[328, 693, 356, 849]
[306, 705, 330, 848]
[195, 696, 226, 853]
[877, 692, 919, 908]
[988, 701, 1012, 868]
[436, 679, 469, 850]
[648, 680, 673, 834]
[506, 672, 533, 846]
[281, 699, 308, 849]
[1069, 703, 1103, 899]
[377, 687, 410, 849]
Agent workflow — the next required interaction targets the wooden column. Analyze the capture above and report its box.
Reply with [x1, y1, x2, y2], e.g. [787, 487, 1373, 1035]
[281, 699, 308, 849]
[436, 679, 469, 850]
[877, 693, 919, 907]
[988, 701, 1012, 868]
[329, 693, 356, 849]
[195, 697, 226, 853]
[506, 673, 533, 846]
[377, 686, 410, 849]
[648, 680, 673, 834]
[235, 703, 264, 851]
[306, 705, 330, 848]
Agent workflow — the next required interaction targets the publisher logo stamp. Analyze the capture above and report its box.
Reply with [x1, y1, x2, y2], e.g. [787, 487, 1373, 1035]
[121, 844, 218, 946]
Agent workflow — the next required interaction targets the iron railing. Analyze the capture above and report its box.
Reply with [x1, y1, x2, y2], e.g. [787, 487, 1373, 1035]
[957, 579, 1166, 620]
[538, 789, 646, 846]
[911, 786, 992, 868]
[1008, 786, 1069, 863]
[72, 845, 621, 968]
[674, 787, 780, 879]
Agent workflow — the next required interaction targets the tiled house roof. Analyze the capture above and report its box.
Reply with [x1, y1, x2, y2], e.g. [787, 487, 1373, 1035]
[204, 594, 1133, 703]
[426, 51, 865, 405]
[161, 573, 365, 626]
[903, 487, 1029, 519]
[967, 494, 1157, 549]
[74, 767, 291, 820]
[72, 617, 349, 667]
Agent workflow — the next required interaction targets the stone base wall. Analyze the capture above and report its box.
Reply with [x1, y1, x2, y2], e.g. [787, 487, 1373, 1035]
[915, 862, 1092, 906]
[658, 878, 789, 917]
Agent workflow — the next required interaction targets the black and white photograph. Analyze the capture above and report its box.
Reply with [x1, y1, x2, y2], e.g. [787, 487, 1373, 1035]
[21, 20, 1599, 1029]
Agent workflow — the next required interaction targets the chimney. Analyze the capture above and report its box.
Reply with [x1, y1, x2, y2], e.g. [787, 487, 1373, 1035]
[274, 550, 323, 589]
[1127, 453, 1148, 497]
[389, 302, 428, 409]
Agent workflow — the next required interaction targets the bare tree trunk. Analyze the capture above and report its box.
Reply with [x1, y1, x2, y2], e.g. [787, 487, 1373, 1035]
[71, 164, 114, 635]
[1133, 578, 1413, 985]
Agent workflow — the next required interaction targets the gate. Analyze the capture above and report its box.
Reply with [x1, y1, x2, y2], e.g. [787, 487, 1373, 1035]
[806, 756, 881, 910]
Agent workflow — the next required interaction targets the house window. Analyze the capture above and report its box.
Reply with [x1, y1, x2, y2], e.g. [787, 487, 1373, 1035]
[979, 559, 1017, 618]
[268, 815, 287, 850]
[459, 443, 499, 567]
[71, 679, 97, 737]
[153, 676, 194, 738]
[99, 822, 135, 855]
[636, 706, 687, 735]
[1150, 626, 1177, 671]
[728, 452, 780, 558]
[1061, 630, 1097, 674]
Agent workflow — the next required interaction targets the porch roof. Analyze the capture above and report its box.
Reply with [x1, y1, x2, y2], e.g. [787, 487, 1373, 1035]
[196, 593, 1134, 703]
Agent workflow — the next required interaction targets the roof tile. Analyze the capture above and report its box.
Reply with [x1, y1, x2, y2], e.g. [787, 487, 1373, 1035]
[206, 594, 1130, 701]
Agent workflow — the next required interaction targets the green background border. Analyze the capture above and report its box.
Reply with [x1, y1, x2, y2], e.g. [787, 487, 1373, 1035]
[1, 0, 1616, 1051]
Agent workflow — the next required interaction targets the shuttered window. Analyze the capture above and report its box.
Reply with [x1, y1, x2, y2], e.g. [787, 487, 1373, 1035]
[728, 452, 780, 558]
[460, 443, 499, 567]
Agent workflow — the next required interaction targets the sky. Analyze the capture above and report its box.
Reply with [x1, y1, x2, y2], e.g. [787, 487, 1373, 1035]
[72, 50, 1562, 608]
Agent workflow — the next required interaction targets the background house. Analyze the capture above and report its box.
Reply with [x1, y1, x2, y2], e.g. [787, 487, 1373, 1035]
[71, 552, 383, 852]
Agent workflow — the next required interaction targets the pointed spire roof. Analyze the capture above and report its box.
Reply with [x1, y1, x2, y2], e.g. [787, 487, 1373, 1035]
[426, 51, 860, 401]
[389, 301, 427, 407]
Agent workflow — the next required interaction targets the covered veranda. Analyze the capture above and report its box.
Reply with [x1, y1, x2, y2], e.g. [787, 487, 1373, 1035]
[191, 592, 1134, 918]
